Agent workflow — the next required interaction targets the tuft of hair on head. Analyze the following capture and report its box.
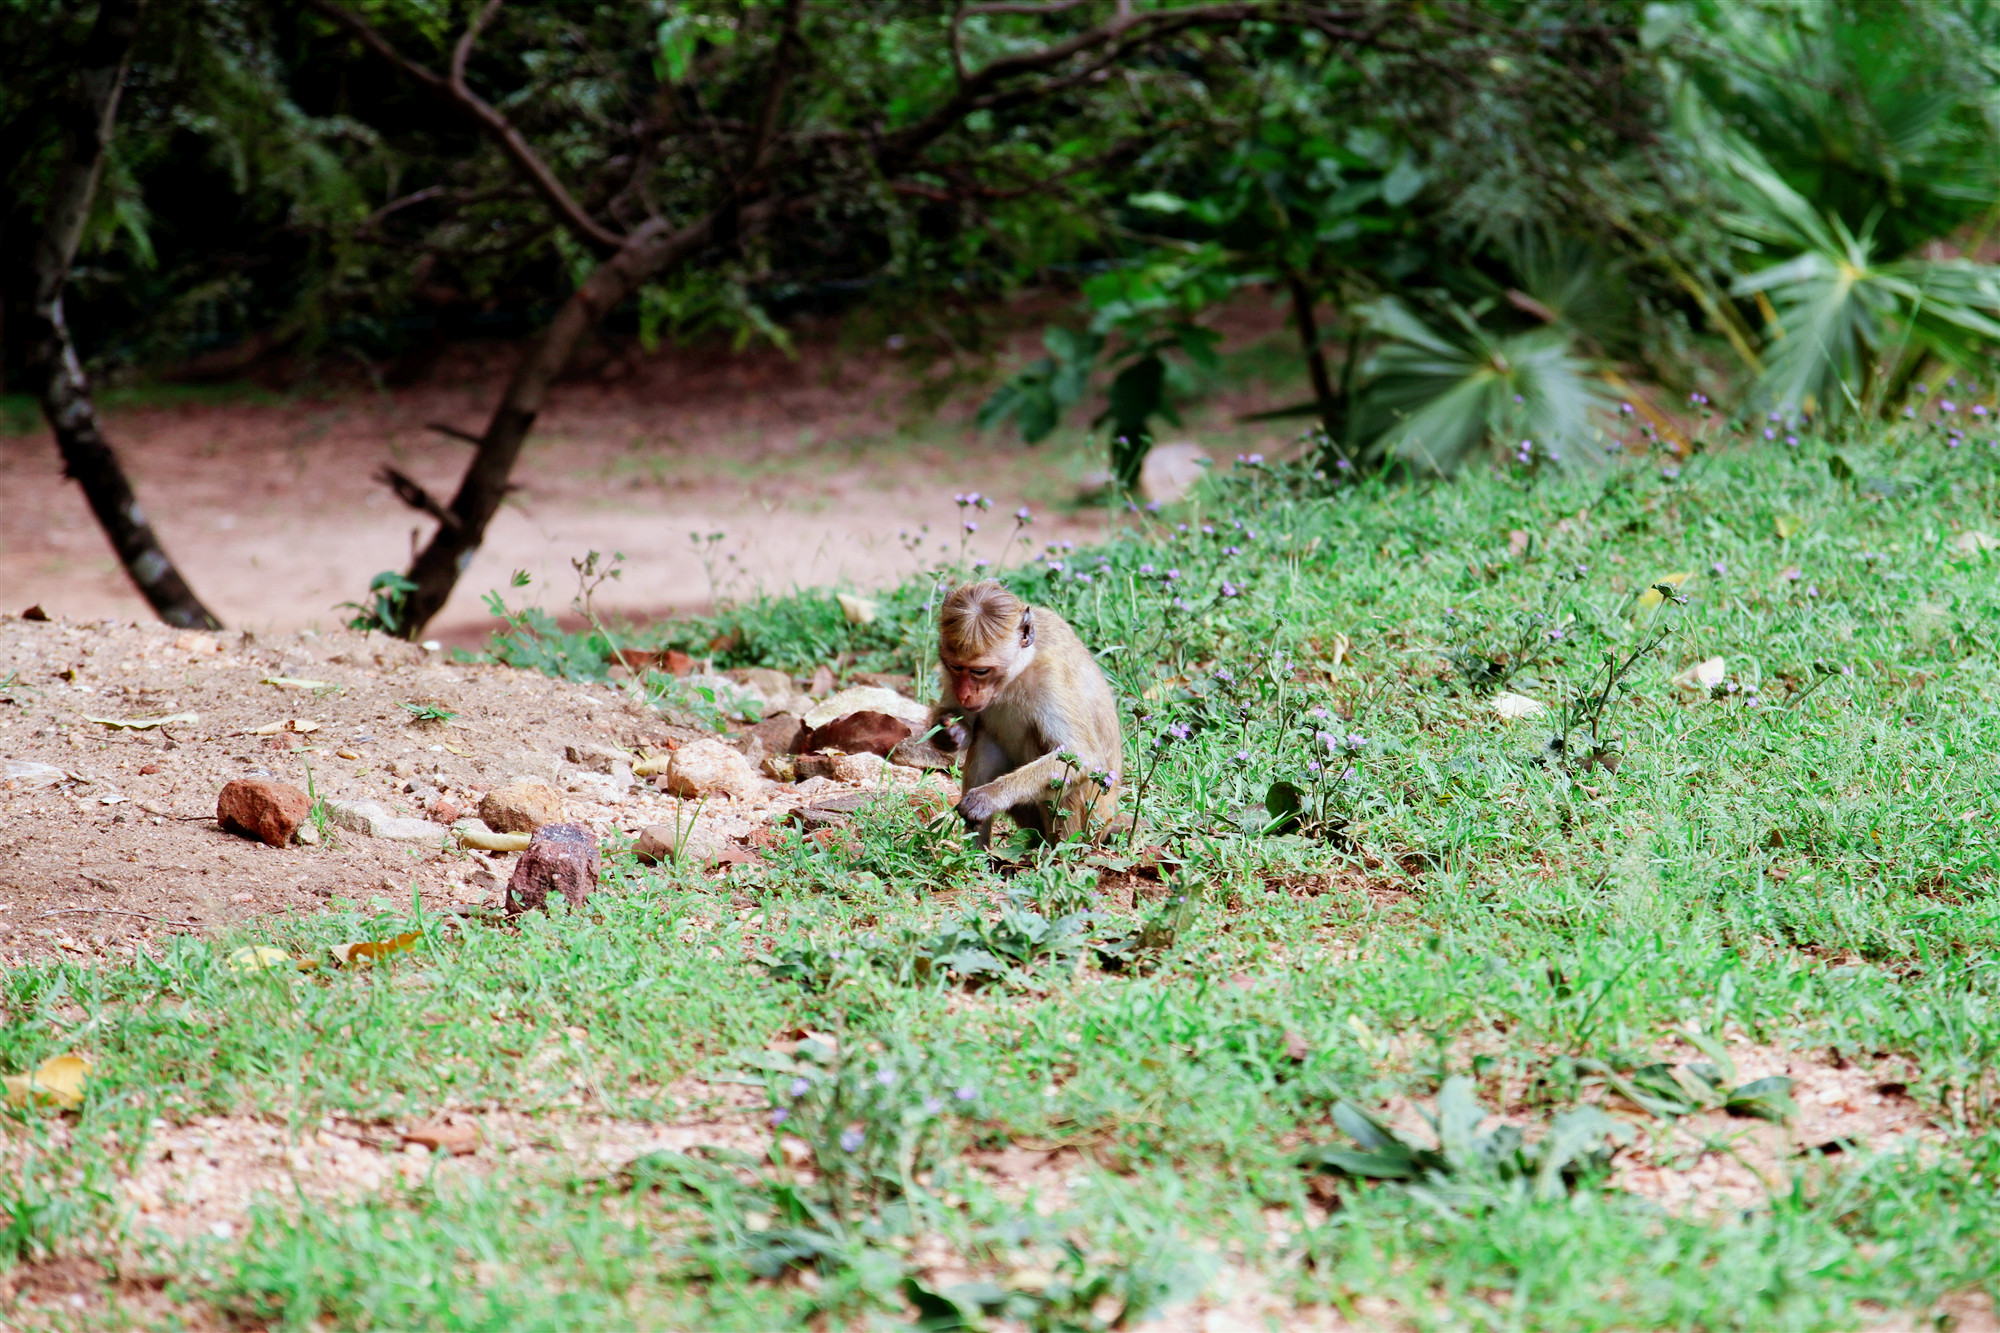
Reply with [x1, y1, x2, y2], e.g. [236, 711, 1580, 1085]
[940, 580, 1023, 655]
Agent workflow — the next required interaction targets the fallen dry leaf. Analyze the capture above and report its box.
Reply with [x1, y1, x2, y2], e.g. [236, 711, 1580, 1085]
[84, 712, 198, 731]
[250, 718, 319, 736]
[227, 946, 294, 973]
[1953, 530, 1999, 553]
[1284, 1030, 1312, 1061]
[1671, 657, 1727, 691]
[1492, 692, 1548, 720]
[331, 932, 421, 967]
[1635, 571, 1695, 612]
[261, 676, 334, 690]
[836, 593, 879, 625]
[1508, 529, 1531, 557]
[3, 1054, 90, 1110]
[457, 827, 530, 852]
[401, 1117, 480, 1156]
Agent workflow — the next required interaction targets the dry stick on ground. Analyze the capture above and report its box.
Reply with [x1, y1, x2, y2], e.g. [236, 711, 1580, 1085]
[17, 0, 222, 630]
[308, 0, 1303, 640]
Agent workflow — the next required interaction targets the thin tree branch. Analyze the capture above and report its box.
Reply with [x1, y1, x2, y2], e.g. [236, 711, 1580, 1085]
[375, 465, 462, 531]
[424, 421, 484, 444]
[306, 0, 626, 256]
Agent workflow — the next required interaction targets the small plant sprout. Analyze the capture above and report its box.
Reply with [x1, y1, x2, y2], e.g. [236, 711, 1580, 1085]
[397, 701, 458, 726]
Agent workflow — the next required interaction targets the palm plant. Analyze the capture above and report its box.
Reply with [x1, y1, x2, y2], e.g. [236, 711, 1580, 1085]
[1711, 135, 2000, 417]
[1346, 296, 1608, 475]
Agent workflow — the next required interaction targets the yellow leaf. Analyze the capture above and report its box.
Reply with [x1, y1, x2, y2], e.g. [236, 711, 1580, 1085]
[1671, 657, 1727, 690]
[3, 1054, 91, 1110]
[1635, 571, 1695, 612]
[228, 946, 294, 973]
[457, 827, 530, 852]
[331, 932, 421, 967]
[84, 712, 198, 731]
[261, 677, 334, 691]
[250, 718, 319, 736]
[1774, 514, 1803, 539]
[836, 594, 878, 626]
[1492, 692, 1547, 720]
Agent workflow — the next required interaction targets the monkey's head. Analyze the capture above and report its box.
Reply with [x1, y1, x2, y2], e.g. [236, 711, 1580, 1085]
[937, 580, 1035, 713]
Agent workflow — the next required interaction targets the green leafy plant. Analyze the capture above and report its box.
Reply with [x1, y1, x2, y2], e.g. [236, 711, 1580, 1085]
[396, 701, 457, 726]
[1299, 1076, 1632, 1203]
[338, 571, 418, 635]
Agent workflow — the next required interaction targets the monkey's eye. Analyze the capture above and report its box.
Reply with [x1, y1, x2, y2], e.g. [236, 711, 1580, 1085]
[968, 668, 992, 679]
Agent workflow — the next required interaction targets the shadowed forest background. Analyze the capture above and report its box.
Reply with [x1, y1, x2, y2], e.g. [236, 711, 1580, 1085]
[8, 0, 1999, 640]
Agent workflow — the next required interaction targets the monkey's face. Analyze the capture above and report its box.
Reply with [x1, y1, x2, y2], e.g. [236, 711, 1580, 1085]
[941, 650, 1011, 713]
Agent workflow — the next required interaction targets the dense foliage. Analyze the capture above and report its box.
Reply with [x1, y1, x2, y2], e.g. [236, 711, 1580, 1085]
[7, 1, 1999, 476]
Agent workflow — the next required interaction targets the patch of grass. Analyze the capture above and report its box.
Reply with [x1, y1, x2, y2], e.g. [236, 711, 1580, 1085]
[10, 420, 2000, 1327]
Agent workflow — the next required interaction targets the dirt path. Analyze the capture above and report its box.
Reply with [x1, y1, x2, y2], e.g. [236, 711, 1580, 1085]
[1, 331, 1291, 644]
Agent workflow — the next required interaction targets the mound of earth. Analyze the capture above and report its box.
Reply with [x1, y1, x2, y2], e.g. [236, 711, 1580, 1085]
[0, 611, 952, 964]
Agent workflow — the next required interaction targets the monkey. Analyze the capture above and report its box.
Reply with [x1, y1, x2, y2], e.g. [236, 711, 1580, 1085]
[925, 580, 1123, 847]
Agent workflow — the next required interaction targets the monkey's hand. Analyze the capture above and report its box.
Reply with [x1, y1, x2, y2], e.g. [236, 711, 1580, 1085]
[957, 781, 1006, 825]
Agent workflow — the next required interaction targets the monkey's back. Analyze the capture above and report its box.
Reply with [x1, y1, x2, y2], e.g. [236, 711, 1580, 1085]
[991, 603, 1124, 772]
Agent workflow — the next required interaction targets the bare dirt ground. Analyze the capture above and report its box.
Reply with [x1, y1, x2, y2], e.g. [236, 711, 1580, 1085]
[0, 315, 1297, 644]
[0, 612, 961, 965]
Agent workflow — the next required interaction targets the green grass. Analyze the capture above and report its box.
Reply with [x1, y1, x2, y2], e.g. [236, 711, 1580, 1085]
[7, 419, 2000, 1330]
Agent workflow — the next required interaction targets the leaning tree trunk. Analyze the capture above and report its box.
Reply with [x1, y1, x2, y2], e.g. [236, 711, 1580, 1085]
[391, 211, 740, 636]
[20, 0, 221, 630]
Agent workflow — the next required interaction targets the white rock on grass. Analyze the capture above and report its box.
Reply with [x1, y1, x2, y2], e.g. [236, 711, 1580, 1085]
[1139, 441, 1211, 505]
[654, 738, 761, 800]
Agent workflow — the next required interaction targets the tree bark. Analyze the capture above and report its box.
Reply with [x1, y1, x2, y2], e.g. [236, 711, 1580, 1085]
[394, 211, 742, 633]
[19, 0, 221, 629]
[1284, 268, 1339, 429]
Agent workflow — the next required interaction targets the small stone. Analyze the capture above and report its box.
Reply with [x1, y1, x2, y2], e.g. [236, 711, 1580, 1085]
[564, 771, 628, 803]
[751, 712, 806, 756]
[762, 753, 797, 782]
[888, 731, 957, 770]
[479, 780, 565, 834]
[323, 799, 447, 842]
[802, 710, 912, 757]
[294, 821, 320, 846]
[390, 758, 417, 779]
[1138, 441, 1211, 505]
[336, 748, 361, 760]
[216, 778, 311, 848]
[794, 751, 888, 784]
[430, 800, 461, 825]
[633, 819, 722, 866]
[506, 823, 600, 914]
[654, 738, 761, 799]
[563, 742, 633, 774]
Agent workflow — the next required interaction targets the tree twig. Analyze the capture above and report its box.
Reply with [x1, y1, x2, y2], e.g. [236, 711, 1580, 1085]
[375, 466, 463, 531]
[424, 421, 484, 445]
[306, 0, 626, 256]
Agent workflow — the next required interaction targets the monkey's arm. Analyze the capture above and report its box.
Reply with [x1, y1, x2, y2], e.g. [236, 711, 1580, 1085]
[958, 749, 1077, 823]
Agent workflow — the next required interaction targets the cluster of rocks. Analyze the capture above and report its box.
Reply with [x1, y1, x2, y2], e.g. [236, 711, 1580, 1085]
[209, 671, 955, 917]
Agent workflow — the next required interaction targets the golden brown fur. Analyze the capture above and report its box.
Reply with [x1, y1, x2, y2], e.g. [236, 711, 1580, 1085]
[929, 580, 1123, 846]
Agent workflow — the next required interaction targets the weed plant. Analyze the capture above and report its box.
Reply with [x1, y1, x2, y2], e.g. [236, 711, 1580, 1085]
[6, 418, 2000, 1328]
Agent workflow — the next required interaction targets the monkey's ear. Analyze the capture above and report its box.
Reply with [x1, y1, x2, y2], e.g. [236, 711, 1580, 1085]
[1020, 607, 1036, 649]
